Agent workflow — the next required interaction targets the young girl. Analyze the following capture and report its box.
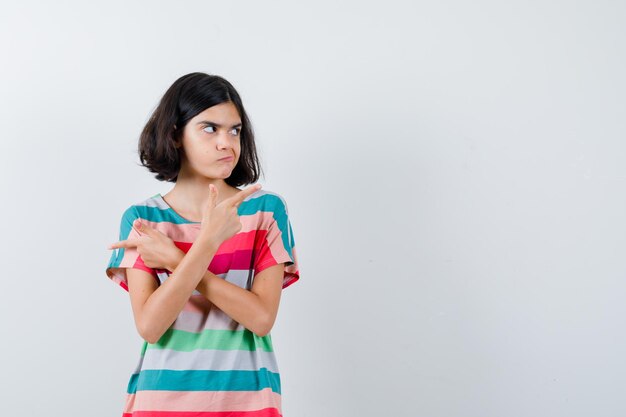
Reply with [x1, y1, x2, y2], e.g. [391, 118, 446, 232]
[105, 72, 300, 417]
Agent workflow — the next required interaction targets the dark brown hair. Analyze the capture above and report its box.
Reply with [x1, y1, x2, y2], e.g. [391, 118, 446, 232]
[137, 72, 263, 186]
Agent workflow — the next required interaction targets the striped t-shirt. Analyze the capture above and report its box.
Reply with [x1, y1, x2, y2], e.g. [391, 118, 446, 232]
[105, 188, 300, 417]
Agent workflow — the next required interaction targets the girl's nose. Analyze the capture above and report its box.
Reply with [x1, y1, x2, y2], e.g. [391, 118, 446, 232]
[216, 132, 234, 148]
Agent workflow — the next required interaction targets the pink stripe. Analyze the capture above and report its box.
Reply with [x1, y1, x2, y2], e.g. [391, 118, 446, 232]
[128, 409, 280, 417]
[123, 388, 281, 414]
[179, 294, 212, 314]
[138, 212, 274, 245]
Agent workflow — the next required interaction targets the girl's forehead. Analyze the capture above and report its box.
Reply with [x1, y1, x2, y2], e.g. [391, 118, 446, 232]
[196, 101, 239, 117]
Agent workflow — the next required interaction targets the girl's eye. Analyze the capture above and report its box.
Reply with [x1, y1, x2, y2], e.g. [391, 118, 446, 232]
[203, 126, 240, 136]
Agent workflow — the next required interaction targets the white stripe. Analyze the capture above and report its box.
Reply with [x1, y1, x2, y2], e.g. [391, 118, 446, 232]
[141, 347, 280, 373]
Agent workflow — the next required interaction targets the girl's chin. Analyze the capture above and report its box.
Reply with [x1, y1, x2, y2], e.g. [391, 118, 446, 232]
[206, 169, 233, 178]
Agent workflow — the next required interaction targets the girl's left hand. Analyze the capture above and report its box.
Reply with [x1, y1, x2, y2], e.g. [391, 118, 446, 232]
[107, 219, 184, 272]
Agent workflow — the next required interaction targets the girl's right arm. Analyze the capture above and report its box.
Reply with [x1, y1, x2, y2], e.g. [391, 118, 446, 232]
[127, 234, 218, 344]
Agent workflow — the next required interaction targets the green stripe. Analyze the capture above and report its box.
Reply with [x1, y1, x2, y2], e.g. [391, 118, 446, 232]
[127, 367, 281, 394]
[134, 193, 284, 226]
[145, 328, 274, 352]
[135, 205, 189, 225]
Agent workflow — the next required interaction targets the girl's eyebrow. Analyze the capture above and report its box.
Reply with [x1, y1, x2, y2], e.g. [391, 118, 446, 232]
[197, 120, 242, 128]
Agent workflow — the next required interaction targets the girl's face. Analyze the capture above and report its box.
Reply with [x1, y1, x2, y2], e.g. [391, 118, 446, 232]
[178, 101, 242, 180]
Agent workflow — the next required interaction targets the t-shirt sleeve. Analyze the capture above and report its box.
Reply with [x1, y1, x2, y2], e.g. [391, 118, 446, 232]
[253, 196, 300, 289]
[105, 205, 158, 292]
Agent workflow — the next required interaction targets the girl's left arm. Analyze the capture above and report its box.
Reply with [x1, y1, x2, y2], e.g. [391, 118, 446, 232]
[169, 250, 284, 337]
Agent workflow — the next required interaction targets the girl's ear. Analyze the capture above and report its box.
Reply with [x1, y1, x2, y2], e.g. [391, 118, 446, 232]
[172, 124, 181, 148]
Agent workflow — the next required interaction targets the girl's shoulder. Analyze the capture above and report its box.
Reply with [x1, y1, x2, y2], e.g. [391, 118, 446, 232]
[121, 193, 162, 209]
[244, 188, 290, 214]
[117, 193, 167, 223]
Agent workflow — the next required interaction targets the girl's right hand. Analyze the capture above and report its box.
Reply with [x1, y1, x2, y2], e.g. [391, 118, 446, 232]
[199, 183, 262, 247]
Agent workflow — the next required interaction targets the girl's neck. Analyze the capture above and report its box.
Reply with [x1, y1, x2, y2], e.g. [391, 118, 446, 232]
[163, 179, 239, 220]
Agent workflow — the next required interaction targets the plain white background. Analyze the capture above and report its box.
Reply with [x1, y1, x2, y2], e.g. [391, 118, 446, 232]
[1, 1, 625, 416]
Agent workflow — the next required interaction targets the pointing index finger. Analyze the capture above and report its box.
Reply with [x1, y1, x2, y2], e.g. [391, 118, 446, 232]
[230, 184, 262, 206]
[108, 238, 139, 250]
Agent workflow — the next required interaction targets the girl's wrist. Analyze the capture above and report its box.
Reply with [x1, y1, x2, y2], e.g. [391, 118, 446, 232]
[168, 237, 219, 272]
[196, 230, 221, 252]
[167, 248, 186, 272]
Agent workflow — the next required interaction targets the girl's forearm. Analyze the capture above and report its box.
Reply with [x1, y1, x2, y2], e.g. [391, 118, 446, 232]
[170, 249, 268, 336]
[199, 272, 269, 336]
[140, 236, 218, 343]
